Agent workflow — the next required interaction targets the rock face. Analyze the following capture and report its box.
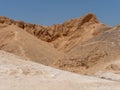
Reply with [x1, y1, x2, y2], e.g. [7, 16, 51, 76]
[1, 13, 120, 76]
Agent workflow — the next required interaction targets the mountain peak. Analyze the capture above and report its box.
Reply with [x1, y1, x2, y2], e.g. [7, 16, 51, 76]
[80, 13, 99, 25]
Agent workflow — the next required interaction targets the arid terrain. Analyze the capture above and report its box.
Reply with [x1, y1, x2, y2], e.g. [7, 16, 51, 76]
[0, 13, 120, 90]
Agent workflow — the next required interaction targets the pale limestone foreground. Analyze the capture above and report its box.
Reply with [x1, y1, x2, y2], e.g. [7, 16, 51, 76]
[0, 50, 120, 90]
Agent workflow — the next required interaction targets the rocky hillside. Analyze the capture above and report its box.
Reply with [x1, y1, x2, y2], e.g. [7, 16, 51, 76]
[0, 24, 64, 65]
[0, 14, 111, 52]
[1, 13, 120, 77]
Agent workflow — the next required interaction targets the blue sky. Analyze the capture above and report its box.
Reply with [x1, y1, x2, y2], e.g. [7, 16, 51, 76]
[0, 0, 120, 26]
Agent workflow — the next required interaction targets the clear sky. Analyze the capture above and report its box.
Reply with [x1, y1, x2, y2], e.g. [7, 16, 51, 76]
[0, 0, 120, 26]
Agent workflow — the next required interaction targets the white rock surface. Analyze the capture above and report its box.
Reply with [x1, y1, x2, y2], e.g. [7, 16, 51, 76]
[0, 50, 119, 90]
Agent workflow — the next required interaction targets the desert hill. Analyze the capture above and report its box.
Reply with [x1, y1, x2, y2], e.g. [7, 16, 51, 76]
[0, 13, 120, 79]
[0, 14, 111, 52]
[55, 23, 120, 75]
[0, 24, 64, 65]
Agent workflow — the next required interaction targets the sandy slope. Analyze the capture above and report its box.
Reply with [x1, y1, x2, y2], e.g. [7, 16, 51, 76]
[0, 24, 64, 65]
[0, 50, 119, 90]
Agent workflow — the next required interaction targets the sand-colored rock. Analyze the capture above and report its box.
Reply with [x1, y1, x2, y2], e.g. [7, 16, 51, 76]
[0, 13, 120, 78]
[55, 25, 120, 75]
[0, 13, 120, 89]
[0, 14, 111, 52]
[0, 24, 64, 65]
